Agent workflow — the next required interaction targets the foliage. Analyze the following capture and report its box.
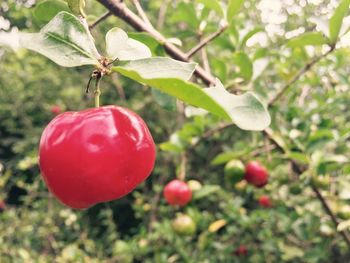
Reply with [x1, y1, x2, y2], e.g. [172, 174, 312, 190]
[1, 0, 350, 262]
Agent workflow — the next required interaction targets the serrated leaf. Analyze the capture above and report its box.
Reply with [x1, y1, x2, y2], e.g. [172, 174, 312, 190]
[106, 28, 151, 61]
[20, 12, 100, 67]
[34, 0, 70, 23]
[112, 60, 270, 131]
[329, 0, 350, 43]
[227, 0, 244, 23]
[196, 0, 224, 17]
[287, 32, 328, 47]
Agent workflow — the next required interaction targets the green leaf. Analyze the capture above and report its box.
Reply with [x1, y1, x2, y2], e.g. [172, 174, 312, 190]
[105, 28, 151, 61]
[227, 0, 244, 23]
[19, 12, 100, 67]
[65, 0, 86, 17]
[33, 0, 70, 23]
[287, 32, 328, 47]
[112, 59, 270, 131]
[152, 89, 177, 111]
[240, 27, 264, 49]
[128, 32, 165, 56]
[233, 51, 253, 81]
[193, 185, 221, 200]
[196, 0, 224, 17]
[329, 0, 350, 43]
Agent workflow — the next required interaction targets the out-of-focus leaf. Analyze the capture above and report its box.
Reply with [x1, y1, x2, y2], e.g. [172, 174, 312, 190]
[193, 185, 221, 200]
[227, 0, 244, 23]
[196, 0, 224, 17]
[33, 0, 70, 23]
[233, 51, 253, 81]
[152, 89, 176, 111]
[329, 0, 350, 43]
[208, 219, 227, 233]
[287, 32, 328, 47]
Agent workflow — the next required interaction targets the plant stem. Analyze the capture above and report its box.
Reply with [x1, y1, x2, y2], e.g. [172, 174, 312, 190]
[94, 78, 101, 107]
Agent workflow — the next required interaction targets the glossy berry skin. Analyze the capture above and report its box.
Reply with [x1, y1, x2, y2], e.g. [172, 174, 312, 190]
[244, 161, 268, 188]
[163, 180, 192, 206]
[234, 245, 248, 257]
[50, 105, 62, 115]
[39, 106, 156, 209]
[258, 195, 272, 208]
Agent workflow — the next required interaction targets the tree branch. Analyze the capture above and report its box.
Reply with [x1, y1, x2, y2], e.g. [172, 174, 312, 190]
[268, 45, 335, 106]
[89, 11, 112, 29]
[186, 24, 228, 59]
[131, 0, 153, 28]
[96, 0, 216, 85]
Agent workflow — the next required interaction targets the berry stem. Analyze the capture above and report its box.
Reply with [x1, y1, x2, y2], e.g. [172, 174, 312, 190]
[94, 77, 102, 107]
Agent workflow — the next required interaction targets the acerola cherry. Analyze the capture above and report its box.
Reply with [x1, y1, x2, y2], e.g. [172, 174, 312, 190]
[225, 159, 245, 184]
[244, 161, 268, 188]
[258, 195, 272, 208]
[172, 214, 196, 235]
[39, 105, 156, 209]
[50, 105, 62, 115]
[234, 245, 248, 256]
[163, 179, 192, 206]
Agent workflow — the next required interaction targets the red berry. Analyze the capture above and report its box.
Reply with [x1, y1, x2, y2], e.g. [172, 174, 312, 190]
[163, 180, 192, 206]
[50, 105, 62, 115]
[0, 200, 6, 211]
[39, 105, 156, 209]
[234, 245, 248, 256]
[244, 161, 268, 188]
[258, 195, 272, 208]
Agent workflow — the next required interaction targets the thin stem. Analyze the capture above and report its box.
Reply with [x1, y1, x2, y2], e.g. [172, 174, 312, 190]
[131, 0, 153, 28]
[156, 0, 170, 29]
[186, 24, 228, 59]
[89, 11, 112, 29]
[268, 45, 335, 106]
[94, 77, 102, 107]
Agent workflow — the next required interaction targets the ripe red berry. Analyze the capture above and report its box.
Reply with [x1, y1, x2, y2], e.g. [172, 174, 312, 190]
[163, 179, 192, 206]
[234, 245, 248, 256]
[244, 161, 268, 188]
[39, 105, 156, 209]
[50, 105, 62, 115]
[258, 195, 272, 208]
[0, 200, 6, 211]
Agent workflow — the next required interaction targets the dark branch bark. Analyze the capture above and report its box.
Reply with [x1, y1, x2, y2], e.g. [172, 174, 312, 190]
[89, 11, 112, 29]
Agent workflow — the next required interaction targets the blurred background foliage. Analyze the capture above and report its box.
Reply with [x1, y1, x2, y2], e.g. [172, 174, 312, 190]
[2, 0, 350, 262]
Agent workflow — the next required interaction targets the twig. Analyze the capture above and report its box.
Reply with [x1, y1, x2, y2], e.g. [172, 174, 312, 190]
[268, 45, 335, 106]
[201, 48, 211, 74]
[178, 153, 187, 181]
[186, 24, 228, 59]
[97, 0, 216, 85]
[89, 11, 112, 29]
[156, 0, 170, 29]
[131, 0, 153, 28]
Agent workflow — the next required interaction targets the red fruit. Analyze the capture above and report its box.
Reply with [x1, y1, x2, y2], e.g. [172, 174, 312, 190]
[50, 105, 62, 115]
[234, 245, 248, 256]
[39, 105, 156, 209]
[0, 200, 6, 211]
[163, 180, 192, 206]
[258, 195, 272, 208]
[244, 161, 268, 188]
